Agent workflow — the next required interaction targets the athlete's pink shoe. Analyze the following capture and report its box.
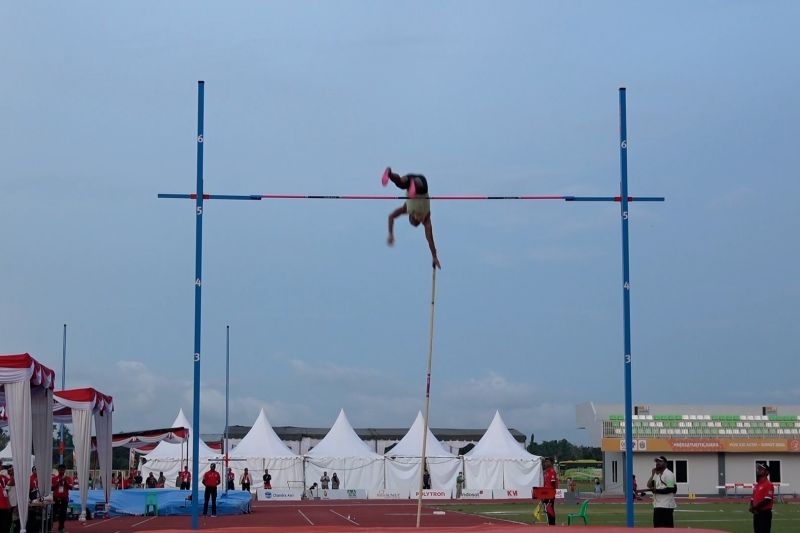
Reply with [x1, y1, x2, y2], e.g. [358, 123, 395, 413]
[381, 167, 391, 186]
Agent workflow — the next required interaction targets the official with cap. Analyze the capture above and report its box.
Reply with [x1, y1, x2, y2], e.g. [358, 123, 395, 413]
[647, 455, 677, 528]
[749, 463, 774, 533]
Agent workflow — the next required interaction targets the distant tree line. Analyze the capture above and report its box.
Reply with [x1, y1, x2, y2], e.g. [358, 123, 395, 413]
[527, 436, 601, 461]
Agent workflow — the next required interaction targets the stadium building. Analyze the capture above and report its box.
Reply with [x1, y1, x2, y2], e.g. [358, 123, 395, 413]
[577, 402, 800, 497]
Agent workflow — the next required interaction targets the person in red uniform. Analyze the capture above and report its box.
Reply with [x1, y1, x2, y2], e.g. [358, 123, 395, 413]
[0, 468, 12, 533]
[202, 463, 221, 517]
[240, 468, 252, 493]
[542, 457, 559, 525]
[29, 466, 40, 500]
[179, 465, 191, 490]
[52, 464, 73, 533]
[226, 468, 235, 491]
[749, 463, 774, 533]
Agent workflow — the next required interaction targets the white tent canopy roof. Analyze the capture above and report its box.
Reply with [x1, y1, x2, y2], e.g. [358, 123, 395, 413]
[466, 410, 539, 460]
[387, 411, 455, 457]
[305, 409, 380, 458]
[143, 409, 217, 460]
[230, 408, 296, 458]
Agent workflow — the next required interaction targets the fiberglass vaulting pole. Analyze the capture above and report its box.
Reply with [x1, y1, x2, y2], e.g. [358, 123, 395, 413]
[416, 267, 438, 528]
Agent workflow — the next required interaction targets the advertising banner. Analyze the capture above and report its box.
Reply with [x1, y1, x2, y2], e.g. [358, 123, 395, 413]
[412, 489, 451, 499]
[603, 437, 800, 453]
[256, 488, 304, 501]
[318, 489, 367, 500]
[495, 488, 529, 500]
[458, 489, 493, 500]
[368, 488, 408, 500]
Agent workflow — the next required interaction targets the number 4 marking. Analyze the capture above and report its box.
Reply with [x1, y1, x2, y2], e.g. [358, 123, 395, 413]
[195, 278, 202, 286]
[624, 282, 630, 290]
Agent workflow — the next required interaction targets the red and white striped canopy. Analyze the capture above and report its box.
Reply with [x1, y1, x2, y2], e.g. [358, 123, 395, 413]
[0, 353, 56, 389]
[53, 388, 113, 423]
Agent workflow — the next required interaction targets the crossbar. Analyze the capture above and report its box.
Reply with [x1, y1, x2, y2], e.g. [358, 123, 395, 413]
[158, 193, 665, 202]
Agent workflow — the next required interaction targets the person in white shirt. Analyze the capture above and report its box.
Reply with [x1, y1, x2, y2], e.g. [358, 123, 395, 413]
[646, 455, 677, 528]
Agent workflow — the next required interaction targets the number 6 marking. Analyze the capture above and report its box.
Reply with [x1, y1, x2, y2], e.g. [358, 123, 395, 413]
[197, 135, 204, 143]
[621, 140, 627, 149]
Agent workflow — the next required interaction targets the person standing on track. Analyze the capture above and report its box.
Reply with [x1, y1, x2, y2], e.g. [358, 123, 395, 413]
[179, 465, 191, 490]
[202, 463, 221, 517]
[750, 463, 774, 533]
[226, 467, 235, 491]
[647, 456, 677, 528]
[542, 457, 558, 526]
[240, 468, 252, 493]
[51, 464, 72, 533]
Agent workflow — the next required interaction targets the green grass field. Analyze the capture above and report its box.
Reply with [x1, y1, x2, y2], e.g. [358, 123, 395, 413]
[433, 501, 800, 532]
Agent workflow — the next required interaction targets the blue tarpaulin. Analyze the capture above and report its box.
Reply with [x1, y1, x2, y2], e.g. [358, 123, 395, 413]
[73, 489, 252, 516]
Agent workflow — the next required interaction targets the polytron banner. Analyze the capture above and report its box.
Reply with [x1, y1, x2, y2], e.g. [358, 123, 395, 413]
[603, 437, 800, 453]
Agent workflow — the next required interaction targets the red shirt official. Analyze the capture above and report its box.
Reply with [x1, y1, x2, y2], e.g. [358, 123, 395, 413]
[203, 470, 221, 488]
[52, 474, 73, 502]
[751, 477, 774, 512]
[544, 466, 559, 489]
[180, 470, 191, 483]
[0, 476, 11, 510]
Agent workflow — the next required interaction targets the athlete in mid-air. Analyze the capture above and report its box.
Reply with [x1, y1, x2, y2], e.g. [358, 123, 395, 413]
[383, 167, 441, 269]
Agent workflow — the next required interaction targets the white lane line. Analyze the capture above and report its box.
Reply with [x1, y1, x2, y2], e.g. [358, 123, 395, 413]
[297, 509, 314, 525]
[329, 508, 359, 525]
[130, 516, 158, 528]
[81, 516, 120, 528]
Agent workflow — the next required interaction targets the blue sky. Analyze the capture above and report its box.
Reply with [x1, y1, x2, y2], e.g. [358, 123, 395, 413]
[1, 2, 798, 445]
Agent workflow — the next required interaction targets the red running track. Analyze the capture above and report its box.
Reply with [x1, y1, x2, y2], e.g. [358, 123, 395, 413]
[65, 499, 729, 532]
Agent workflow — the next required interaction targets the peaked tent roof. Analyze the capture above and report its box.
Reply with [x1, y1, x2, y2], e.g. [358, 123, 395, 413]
[230, 409, 296, 458]
[305, 409, 380, 458]
[387, 411, 455, 457]
[143, 408, 217, 460]
[466, 411, 540, 460]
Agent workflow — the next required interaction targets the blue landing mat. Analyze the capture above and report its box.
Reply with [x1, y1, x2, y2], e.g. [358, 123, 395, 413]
[72, 489, 252, 516]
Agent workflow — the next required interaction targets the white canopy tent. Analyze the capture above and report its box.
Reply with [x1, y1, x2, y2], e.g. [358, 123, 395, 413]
[304, 410, 384, 490]
[53, 388, 114, 520]
[384, 411, 461, 496]
[140, 409, 219, 486]
[0, 353, 56, 533]
[464, 410, 542, 490]
[229, 409, 303, 489]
